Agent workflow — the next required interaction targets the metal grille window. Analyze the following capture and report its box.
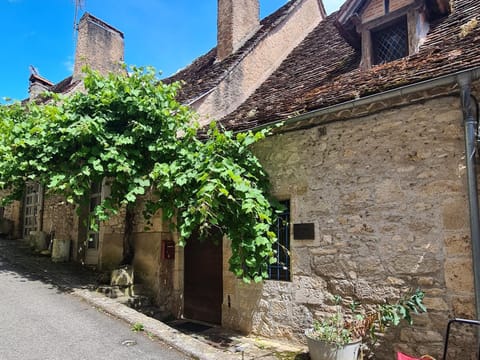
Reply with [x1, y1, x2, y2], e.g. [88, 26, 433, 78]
[268, 200, 291, 281]
[372, 17, 408, 65]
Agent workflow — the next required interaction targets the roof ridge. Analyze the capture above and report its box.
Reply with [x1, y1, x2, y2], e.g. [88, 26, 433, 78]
[164, 0, 309, 103]
[185, 0, 308, 105]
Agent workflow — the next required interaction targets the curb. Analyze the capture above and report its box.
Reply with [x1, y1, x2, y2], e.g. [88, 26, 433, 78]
[0, 239, 307, 360]
[0, 239, 240, 359]
[72, 289, 241, 360]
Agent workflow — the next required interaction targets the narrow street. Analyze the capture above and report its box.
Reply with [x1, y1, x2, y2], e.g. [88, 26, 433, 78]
[0, 256, 191, 360]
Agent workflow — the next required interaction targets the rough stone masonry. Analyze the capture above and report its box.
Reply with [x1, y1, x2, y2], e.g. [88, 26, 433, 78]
[220, 95, 477, 359]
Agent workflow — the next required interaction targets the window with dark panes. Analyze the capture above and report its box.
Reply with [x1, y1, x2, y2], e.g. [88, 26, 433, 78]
[23, 182, 42, 238]
[87, 182, 101, 249]
[372, 16, 408, 65]
[268, 200, 291, 281]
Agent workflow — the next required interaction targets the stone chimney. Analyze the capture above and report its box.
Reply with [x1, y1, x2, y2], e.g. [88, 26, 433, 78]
[217, 0, 260, 61]
[73, 13, 124, 81]
[28, 73, 54, 98]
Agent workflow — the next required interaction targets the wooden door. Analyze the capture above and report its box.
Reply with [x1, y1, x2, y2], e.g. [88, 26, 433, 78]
[184, 231, 223, 324]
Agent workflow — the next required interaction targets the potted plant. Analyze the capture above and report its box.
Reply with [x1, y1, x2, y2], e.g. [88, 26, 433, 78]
[305, 289, 427, 360]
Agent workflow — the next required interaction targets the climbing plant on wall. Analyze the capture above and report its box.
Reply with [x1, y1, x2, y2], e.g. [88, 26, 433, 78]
[0, 66, 279, 282]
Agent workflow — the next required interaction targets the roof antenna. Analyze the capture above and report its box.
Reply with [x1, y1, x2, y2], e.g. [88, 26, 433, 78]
[72, 0, 85, 59]
[29, 65, 39, 77]
[73, 0, 85, 32]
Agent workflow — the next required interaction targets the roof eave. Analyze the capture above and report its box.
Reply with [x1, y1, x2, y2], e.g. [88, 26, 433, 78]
[247, 66, 480, 134]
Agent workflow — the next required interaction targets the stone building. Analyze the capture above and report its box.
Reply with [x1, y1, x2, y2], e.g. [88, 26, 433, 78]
[2, 12, 125, 263]
[4, 0, 480, 358]
[215, 0, 479, 357]
[150, 0, 478, 358]
[99, 0, 329, 324]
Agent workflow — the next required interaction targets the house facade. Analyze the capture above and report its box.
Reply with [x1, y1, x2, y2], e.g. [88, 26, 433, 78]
[0, 13, 125, 265]
[3, 0, 480, 358]
[161, 0, 478, 357]
[99, 0, 329, 325]
[215, 0, 480, 357]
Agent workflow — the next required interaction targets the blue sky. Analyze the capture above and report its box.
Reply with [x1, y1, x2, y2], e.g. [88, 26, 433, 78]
[0, 0, 344, 101]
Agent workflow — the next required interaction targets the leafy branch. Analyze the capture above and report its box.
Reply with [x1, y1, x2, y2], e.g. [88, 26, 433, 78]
[310, 289, 427, 346]
[0, 65, 280, 281]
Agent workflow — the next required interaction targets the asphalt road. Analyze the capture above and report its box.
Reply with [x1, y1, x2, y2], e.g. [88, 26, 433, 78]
[0, 257, 192, 360]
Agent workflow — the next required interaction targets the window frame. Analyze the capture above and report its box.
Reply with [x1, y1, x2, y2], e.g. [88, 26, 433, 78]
[268, 200, 291, 282]
[23, 182, 43, 238]
[359, 4, 420, 69]
[371, 15, 408, 65]
[86, 182, 102, 250]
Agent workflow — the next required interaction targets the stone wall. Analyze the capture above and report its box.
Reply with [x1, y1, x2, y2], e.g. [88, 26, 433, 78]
[223, 95, 476, 358]
[100, 207, 126, 269]
[0, 196, 21, 239]
[100, 200, 176, 316]
[0, 189, 77, 246]
[132, 231, 175, 316]
[132, 206, 175, 314]
[0, 191, 23, 240]
[42, 195, 76, 243]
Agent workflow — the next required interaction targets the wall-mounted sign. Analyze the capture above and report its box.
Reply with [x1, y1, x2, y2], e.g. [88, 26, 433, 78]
[293, 223, 315, 240]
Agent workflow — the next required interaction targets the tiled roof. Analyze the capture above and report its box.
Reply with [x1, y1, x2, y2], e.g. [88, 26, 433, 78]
[25, 76, 80, 103]
[29, 73, 54, 87]
[220, 0, 480, 131]
[164, 0, 307, 104]
[49, 76, 79, 94]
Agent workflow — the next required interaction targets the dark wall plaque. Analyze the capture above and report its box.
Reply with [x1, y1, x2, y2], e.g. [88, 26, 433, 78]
[293, 223, 315, 240]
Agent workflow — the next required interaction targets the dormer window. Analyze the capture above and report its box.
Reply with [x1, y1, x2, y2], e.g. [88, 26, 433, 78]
[335, 0, 450, 70]
[371, 16, 408, 64]
[358, 2, 428, 69]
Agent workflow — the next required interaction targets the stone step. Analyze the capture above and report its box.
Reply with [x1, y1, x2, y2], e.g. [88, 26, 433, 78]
[127, 294, 152, 309]
[130, 284, 152, 297]
[97, 285, 132, 298]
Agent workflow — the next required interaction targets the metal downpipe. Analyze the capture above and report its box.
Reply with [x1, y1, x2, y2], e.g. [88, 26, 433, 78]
[459, 75, 480, 320]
